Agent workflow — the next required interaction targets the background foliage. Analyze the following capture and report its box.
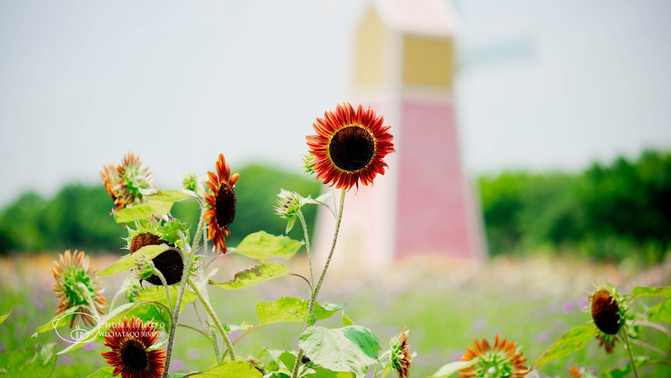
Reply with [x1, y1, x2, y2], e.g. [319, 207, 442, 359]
[0, 163, 320, 255]
[479, 149, 671, 262]
[1, 150, 669, 263]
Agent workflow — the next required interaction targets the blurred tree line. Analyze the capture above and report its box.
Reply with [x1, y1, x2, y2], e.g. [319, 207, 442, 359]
[480, 149, 671, 263]
[0, 164, 321, 255]
[2, 151, 669, 263]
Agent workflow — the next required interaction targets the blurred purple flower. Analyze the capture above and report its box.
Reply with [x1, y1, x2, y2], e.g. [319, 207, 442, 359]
[562, 300, 576, 314]
[471, 317, 486, 332]
[171, 359, 186, 371]
[187, 348, 200, 360]
[535, 329, 550, 343]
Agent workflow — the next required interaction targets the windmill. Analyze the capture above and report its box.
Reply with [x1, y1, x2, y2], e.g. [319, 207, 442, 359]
[313, 0, 486, 271]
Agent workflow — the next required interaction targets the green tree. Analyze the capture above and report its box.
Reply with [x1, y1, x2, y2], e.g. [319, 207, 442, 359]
[0, 192, 48, 253]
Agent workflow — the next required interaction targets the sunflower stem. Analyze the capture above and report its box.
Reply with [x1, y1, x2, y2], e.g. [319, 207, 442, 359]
[621, 331, 640, 378]
[152, 268, 173, 314]
[77, 282, 101, 324]
[638, 319, 671, 339]
[629, 338, 671, 360]
[292, 190, 346, 378]
[296, 210, 314, 287]
[108, 287, 124, 311]
[162, 209, 206, 378]
[188, 277, 236, 361]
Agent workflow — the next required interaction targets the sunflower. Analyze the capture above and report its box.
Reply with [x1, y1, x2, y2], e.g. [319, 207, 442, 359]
[306, 103, 395, 191]
[589, 285, 629, 353]
[52, 250, 106, 327]
[129, 233, 184, 286]
[390, 327, 413, 378]
[459, 334, 528, 378]
[204, 153, 239, 253]
[100, 152, 157, 213]
[101, 317, 166, 378]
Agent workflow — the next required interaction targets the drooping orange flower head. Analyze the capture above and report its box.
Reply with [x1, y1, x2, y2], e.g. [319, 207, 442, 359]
[101, 316, 166, 378]
[391, 327, 413, 378]
[51, 249, 106, 327]
[100, 152, 157, 213]
[459, 334, 529, 378]
[204, 153, 239, 254]
[306, 103, 395, 191]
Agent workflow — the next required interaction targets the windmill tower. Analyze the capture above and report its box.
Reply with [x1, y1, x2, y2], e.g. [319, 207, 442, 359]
[314, 0, 485, 270]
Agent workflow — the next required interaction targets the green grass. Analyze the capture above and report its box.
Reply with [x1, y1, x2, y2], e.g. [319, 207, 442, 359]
[1, 254, 669, 377]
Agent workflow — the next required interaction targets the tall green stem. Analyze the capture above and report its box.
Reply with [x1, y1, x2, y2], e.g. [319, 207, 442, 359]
[162, 210, 206, 378]
[152, 266, 173, 314]
[188, 277, 236, 361]
[621, 332, 640, 378]
[296, 210, 313, 286]
[292, 190, 346, 378]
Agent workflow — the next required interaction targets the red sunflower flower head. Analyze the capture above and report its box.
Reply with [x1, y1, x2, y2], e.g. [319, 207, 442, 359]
[306, 103, 395, 191]
[101, 316, 166, 378]
[204, 153, 239, 254]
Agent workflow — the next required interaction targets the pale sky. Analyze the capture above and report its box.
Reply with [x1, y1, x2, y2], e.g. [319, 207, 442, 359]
[1, 0, 670, 206]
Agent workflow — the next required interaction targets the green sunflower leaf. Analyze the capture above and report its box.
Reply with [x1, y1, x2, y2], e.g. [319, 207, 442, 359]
[428, 359, 480, 378]
[341, 309, 355, 326]
[647, 298, 671, 323]
[135, 285, 196, 313]
[298, 325, 380, 376]
[32, 307, 83, 336]
[113, 200, 174, 224]
[277, 351, 297, 372]
[308, 367, 356, 377]
[98, 245, 172, 276]
[0, 310, 11, 325]
[601, 356, 649, 378]
[0, 343, 57, 377]
[209, 263, 290, 290]
[146, 190, 192, 204]
[232, 231, 303, 262]
[531, 324, 598, 369]
[630, 286, 671, 299]
[256, 297, 343, 325]
[86, 367, 115, 377]
[189, 361, 263, 377]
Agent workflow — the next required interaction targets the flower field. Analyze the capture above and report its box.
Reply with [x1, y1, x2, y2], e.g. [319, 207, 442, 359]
[1, 253, 669, 377]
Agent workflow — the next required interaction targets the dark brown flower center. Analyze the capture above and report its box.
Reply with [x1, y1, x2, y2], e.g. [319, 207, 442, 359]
[130, 234, 183, 285]
[329, 126, 375, 172]
[215, 183, 237, 229]
[130, 233, 163, 254]
[145, 249, 184, 286]
[120, 338, 148, 372]
[591, 290, 621, 335]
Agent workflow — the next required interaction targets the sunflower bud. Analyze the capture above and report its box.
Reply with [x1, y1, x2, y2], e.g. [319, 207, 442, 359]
[589, 284, 629, 354]
[591, 289, 621, 335]
[182, 172, 204, 194]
